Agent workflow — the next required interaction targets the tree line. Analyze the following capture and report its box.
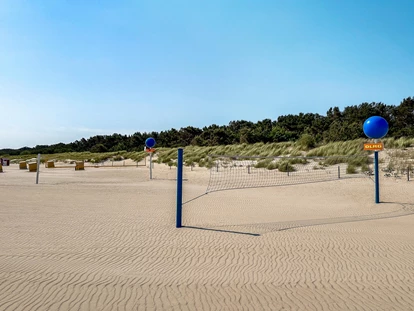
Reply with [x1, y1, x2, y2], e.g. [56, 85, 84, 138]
[2, 97, 413, 156]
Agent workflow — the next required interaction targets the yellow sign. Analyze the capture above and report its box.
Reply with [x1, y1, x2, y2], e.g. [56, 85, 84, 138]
[364, 142, 384, 151]
[145, 147, 156, 153]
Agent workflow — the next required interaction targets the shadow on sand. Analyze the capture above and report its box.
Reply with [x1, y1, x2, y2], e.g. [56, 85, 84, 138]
[183, 199, 414, 236]
[207, 201, 414, 235]
[182, 226, 260, 236]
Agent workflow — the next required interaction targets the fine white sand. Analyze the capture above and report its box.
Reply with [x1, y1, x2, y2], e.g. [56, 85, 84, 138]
[0, 161, 413, 310]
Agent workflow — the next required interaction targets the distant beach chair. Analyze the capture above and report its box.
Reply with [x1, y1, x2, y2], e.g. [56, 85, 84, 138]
[28, 162, 37, 172]
[45, 161, 55, 168]
[75, 161, 85, 171]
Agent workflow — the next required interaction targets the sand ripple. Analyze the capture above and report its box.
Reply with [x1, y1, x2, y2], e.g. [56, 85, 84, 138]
[0, 164, 414, 310]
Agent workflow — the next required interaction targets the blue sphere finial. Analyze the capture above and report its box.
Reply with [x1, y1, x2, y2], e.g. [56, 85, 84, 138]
[363, 116, 389, 139]
[145, 137, 156, 148]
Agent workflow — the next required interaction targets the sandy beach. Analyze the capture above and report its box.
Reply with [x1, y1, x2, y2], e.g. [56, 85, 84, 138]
[0, 161, 413, 310]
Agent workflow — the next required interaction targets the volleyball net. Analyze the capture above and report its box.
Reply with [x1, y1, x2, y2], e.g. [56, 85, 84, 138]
[206, 154, 375, 193]
[175, 149, 412, 228]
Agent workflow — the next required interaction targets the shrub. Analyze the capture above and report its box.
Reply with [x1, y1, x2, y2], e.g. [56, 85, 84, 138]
[288, 158, 308, 165]
[267, 162, 278, 170]
[361, 163, 370, 172]
[204, 159, 215, 169]
[255, 158, 272, 168]
[113, 155, 123, 161]
[346, 164, 357, 174]
[297, 134, 316, 150]
[277, 161, 295, 172]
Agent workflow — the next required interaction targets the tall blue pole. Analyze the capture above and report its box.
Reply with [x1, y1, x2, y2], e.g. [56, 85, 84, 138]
[176, 148, 183, 228]
[374, 151, 379, 204]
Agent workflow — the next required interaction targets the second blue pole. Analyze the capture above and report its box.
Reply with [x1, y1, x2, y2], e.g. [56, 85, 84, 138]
[176, 148, 183, 228]
[374, 151, 379, 204]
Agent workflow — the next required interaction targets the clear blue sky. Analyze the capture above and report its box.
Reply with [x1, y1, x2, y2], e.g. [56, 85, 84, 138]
[1, 0, 413, 148]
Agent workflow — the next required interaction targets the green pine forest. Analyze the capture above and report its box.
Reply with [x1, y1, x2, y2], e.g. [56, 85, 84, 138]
[1, 97, 414, 157]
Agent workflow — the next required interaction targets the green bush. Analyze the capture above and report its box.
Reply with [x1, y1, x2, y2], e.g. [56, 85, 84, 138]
[288, 158, 308, 165]
[361, 163, 369, 172]
[297, 134, 316, 150]
[277, 161, 295, 172]
[112, 155, 123, 161]
[204, 159, 215, 169]
[346, 164, 357, 174]
[266, 162, 278, 170]
[255, 158, 272, 168]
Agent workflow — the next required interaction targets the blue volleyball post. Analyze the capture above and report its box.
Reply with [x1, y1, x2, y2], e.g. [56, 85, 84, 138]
[374, 150, 379, 203]
[363, 116, 389, 204]
[176, 148, 183, 228]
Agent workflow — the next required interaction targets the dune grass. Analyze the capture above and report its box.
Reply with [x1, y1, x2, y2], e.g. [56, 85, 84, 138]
[383, 137, 414, 149]
[2, 137, 413, 170]
[5, 151, 147, 165]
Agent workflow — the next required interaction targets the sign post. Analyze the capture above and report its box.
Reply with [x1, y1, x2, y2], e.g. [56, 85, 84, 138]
[363, 116, 389, 204]
[150, 153, 153, 179]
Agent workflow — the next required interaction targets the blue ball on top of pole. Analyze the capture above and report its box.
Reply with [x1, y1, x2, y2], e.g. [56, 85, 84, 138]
[145, 137, 156, 148]
[363, 116, 389, 140]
